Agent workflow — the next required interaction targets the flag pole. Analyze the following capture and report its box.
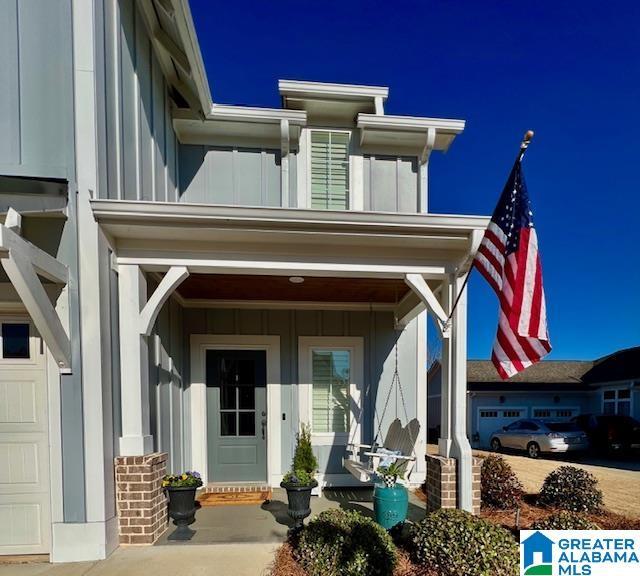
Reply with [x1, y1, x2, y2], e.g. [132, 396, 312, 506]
[442, 130, 535, 332]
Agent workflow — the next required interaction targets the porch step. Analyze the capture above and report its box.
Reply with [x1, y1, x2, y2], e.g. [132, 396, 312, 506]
[198, 483, 272, 506]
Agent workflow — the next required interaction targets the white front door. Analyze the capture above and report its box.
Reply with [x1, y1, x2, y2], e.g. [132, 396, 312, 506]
[0, 319, 50, 555]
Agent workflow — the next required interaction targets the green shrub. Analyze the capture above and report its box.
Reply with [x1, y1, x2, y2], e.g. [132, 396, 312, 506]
[296, 509, 396, 576]
[292, 423, 318, 474]
[537, 466, 603, 513]
[481, 455, 523, 509]
[532, 511, 600, 530]
[411, 509, 519, 576]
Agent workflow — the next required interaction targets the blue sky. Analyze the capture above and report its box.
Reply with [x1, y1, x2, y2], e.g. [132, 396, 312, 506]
[190, 0, 640, 360]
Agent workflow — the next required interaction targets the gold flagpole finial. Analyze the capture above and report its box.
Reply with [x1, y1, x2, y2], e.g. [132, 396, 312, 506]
[521, 130, 534, 150]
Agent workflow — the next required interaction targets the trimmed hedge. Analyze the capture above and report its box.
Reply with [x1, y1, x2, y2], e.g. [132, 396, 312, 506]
[532, 511, 600, 530]
[481, 455, 523, 509]
[296, 509, 396, 576]
[538, 466, 603, 513]
[411, 509, 519, 576]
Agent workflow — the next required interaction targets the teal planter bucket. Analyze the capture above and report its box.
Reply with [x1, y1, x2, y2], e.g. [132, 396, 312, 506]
[373, 484, 408, 530]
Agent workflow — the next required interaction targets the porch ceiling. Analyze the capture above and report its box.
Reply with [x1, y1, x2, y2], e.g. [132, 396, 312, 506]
[176, 274, 411, 303]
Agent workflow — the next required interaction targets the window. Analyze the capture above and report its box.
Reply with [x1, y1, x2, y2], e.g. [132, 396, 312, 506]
[534, 409, 551, 418]
[480, 410, 498, 418]
[2, 323, 30, 359]
[555, 409, 573, 418]
[503, 410, 522, 418]
[603, 388, 632, 416]
[311, 350, 350, 433]
[299, 337, 363, 445]
[520, 421, 540, 431]
[310, 131, 349, 210]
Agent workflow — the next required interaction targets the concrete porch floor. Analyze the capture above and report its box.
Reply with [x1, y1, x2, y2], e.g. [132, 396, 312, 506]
[155, 487, 426, 545]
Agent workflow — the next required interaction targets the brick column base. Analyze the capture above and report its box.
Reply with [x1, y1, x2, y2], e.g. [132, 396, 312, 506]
[425, 453, 482, 515]
[115, 452, 168, 545]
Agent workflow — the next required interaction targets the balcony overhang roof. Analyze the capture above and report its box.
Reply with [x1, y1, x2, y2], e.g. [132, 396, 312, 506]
[91, 200, 489, 279]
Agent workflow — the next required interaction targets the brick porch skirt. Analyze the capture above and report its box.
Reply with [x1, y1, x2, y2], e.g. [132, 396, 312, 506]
[114, 452, 168, 545]
[425, 453, 482, 515]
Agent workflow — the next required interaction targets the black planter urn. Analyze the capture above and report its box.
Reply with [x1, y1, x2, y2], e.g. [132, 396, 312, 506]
[280, 479, 318, 533]
[166, 486, 198, 541]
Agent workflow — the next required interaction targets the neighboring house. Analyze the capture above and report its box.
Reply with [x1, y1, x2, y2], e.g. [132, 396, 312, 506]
[0, 0, 487, 563]
[428, 346, 640, 449]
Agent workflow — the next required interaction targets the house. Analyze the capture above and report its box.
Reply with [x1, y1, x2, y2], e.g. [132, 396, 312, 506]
[428, 346, 640, 449]
[0, 0, 489, 563]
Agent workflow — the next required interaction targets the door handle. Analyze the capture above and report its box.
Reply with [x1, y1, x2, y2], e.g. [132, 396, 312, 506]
[261, 418, 267, 440]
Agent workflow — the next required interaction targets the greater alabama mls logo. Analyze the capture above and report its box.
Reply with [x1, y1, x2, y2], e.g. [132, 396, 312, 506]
[521, 531, 554, 575]
[520, 530, 640, 576]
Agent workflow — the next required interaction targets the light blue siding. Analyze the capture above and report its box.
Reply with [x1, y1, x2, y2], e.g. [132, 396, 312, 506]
[0, 0, 73, 179]
[96, 0, 180, 202]
[364, 155, 419, 213]
[179, 145, 282, 206]
[148, 305, 420, 479]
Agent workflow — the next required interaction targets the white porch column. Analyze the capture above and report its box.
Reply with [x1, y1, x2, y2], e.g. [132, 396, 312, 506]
[449, 273, 473, 512]
[118, 264, 153, 455]
[438, 278, 452, 457]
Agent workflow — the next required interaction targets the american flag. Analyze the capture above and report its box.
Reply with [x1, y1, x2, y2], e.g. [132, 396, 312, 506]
[473, 157, 551, 379]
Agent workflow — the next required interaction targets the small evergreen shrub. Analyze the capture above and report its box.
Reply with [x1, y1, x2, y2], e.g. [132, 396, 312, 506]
[411, 509, 519, 576]
[537, 466, 603, 513]
[532, 511, 600, 530]
[481, 455, 523, 509]
[292, 424, 318, 474]
[296, 509, 396, 576]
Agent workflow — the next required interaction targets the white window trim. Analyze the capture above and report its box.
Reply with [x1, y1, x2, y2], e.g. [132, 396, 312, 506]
[298, 336, 363, 447]
[601, 385, 633, 415]
[305, 128, 357, 211]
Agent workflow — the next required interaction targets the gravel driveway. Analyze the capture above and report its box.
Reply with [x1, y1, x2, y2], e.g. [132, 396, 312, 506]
[475, 449, 640, 518]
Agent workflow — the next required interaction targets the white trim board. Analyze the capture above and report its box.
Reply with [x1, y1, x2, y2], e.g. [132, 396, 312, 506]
[189, 335, 281, 487]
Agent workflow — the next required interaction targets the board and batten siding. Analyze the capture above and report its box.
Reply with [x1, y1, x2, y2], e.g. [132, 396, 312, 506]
[363, 155, 419, 213]
[0, 0, 74, 179]
[168, 307, 420, 477]
[95, 0, 179, 202]
[178, 145, 283, 207]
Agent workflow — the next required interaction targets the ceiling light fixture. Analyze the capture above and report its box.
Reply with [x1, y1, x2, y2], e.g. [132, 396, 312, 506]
[289, 276, 305, 284]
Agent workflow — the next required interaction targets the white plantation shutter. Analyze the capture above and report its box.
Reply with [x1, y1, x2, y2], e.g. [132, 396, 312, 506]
[310, 131, 349, 210]
[311, 350, 350, 433]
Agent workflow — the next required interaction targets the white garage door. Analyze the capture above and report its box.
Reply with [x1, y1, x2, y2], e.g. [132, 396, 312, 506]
[477, 408, 526, 449]
[0, 320, 50, 555]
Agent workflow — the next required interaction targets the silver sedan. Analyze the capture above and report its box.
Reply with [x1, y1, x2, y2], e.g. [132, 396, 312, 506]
[490, 419, 589, 458]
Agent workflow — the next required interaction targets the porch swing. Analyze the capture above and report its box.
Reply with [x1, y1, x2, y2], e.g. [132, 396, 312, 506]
[343, 343, 420, 483]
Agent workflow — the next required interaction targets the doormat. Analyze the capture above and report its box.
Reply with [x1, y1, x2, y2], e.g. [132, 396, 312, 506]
[198, 489, 272, 507]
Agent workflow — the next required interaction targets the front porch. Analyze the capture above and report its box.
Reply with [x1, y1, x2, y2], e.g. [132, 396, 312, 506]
[156, 488, 427, 545]
[94, 200, 489, 544]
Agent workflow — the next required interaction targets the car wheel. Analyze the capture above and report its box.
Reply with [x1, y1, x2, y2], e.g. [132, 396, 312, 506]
[490, 438, 501, 452]
[527, 442, 540, 459]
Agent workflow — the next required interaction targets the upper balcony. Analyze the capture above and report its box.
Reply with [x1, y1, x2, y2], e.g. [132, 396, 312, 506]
[172, 80, 465, 214]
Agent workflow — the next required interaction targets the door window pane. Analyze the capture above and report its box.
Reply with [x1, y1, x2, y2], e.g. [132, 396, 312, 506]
[220, 386, 236, 410]
[618, 389, 631, 400]
[312, 350, 350, 433]
[221, 412, 236, 436]
[2, 323, 29, 359]
[238, 387, 255, 410]
[603, 402, 615, 415]
[603, 390, 615, 400]
[238, 412, 255, 436]
[618, 401, 631, 416]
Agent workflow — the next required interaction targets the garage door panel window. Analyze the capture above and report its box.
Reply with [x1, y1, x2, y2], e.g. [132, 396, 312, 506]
[1, 323, 30, 360]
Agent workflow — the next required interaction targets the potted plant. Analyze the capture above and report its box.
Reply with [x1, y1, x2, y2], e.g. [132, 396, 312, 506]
[280, 424, 318, 533]
[373, 462, 408, 530]
[162, 470, 203, 540]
